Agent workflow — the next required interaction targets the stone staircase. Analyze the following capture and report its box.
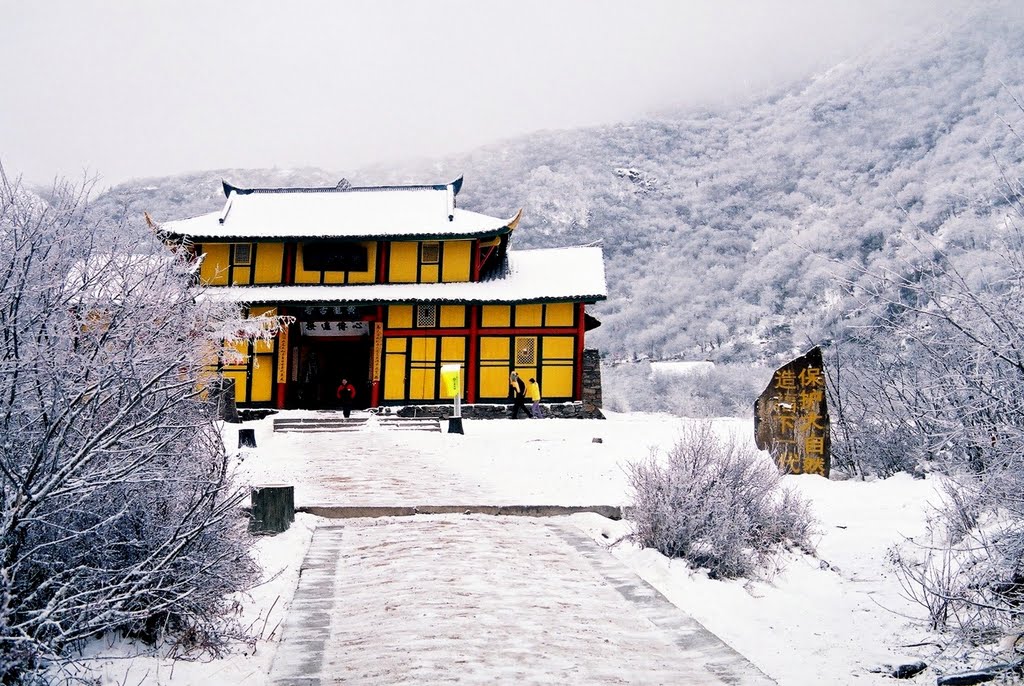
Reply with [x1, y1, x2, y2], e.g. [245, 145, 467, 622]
[273, 414, 442, 433]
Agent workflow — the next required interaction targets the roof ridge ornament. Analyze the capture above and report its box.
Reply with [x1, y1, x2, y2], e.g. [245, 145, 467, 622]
[507, 208, 523, 231]
[218, 190, 235, 225]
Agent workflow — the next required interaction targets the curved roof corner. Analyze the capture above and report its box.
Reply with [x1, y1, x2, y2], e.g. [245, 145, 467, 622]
[507, 208, 524, 231]
[451, 175, 464, 196]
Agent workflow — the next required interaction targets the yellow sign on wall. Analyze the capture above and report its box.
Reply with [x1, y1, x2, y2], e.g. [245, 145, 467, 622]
[440, 364, 462, 398]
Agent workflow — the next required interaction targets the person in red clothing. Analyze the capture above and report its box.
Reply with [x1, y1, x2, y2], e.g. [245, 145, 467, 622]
[335, 377, 356, 418]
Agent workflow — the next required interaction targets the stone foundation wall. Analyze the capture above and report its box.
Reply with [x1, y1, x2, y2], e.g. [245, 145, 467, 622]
[582, 348, 603, 417]
[396, 401, 603, 420]
[391, 348, 605, 420]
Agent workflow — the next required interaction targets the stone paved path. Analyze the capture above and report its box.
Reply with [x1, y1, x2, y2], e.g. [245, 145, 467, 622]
[269, 515, 775, 685]
[246, 429, 501, 506]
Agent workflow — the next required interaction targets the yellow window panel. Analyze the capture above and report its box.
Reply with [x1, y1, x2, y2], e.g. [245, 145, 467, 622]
[480, 367, 511, 399]
[348, 242, 377, 283]
[441, 241, 471, 282]
[252, 338, 274, 354]
[440, 305, 465, 328]
[409, 368, 436, 400]
[481, 305, 511, 327]
[388, 305, 413, 329]
[231, 267, 251, 285]
[543, 365, 574, 398]
[545, 302, 575, 327]
[389, 242, 418, 282]
[323, 270, 346, 284]
[250, 354, 274, 402]
[254, 243, 283, 284]
[513, 367, 538, 388]
[249, 306, 277, 317]
[199, 243, 230, 286]
[543, 336, 575, 360]
[440, 337, 465, 362]
[411, 337, 437, 362]
[420, 264, 439, 283]
[480, 337, 510, 361]
[516, 304, 543, 327]
[384, 353, 406, 400]
[223, 370, 247, 403]
[294, 244, 321, 284]
[385, 337, 407, 353]
[227, 340, 250, 358]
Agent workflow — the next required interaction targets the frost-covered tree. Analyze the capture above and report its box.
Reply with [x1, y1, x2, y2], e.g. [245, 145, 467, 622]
[0, 167, 265, 683]
[827, 104, 1024, 651]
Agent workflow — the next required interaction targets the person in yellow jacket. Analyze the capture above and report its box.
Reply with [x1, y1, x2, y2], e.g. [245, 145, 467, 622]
[528, 377, 544, 419]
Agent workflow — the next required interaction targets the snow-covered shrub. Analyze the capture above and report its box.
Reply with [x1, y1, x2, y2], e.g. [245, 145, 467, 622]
[892, 474, 1024, 645]
[627, 422, 815, 578]
[0, 168, 259, 683]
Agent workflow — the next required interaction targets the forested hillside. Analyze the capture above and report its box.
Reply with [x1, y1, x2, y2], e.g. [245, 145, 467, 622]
[90, 0, 1024, 363]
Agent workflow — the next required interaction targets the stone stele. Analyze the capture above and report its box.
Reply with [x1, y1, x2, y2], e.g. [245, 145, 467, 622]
[754, 346, 830, 477]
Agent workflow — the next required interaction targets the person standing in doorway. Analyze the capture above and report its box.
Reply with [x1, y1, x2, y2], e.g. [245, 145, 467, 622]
[336, 377, 356, 419]
[528, 377, 543, 419]
[509, 371, 532, 419]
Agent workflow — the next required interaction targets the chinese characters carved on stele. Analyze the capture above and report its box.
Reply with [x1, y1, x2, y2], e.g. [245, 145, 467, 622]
[754, 346, 830, 477]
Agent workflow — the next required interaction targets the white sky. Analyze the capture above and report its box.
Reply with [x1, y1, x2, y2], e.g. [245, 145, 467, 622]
[1, 0, 958, 188]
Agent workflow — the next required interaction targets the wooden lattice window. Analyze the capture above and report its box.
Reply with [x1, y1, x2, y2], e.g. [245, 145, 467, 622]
[421, 242, 440, 264]
[515, 336, 537, 366]
[415, 304, 438, 328]
[233, 243, 252, 265]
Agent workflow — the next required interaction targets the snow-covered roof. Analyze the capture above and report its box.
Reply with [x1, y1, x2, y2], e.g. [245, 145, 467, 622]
[200, 246, 606, 306]
[160, 177, 520, 241]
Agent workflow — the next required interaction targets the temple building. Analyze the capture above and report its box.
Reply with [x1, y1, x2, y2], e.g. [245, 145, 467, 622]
[159, 177, 606, 411]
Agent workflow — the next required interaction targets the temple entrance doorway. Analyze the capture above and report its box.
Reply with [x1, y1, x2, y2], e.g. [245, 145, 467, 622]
[294, 321, 373, 410]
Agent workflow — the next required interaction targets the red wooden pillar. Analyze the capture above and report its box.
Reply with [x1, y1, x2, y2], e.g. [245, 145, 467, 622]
[467, 305, 479, 403]
[370, 308, 383, 407]
[283, 243, 295, 284]
[377, 241, 389, 283]
[274, 313, 289, 409]
[575, 302, 586, 400]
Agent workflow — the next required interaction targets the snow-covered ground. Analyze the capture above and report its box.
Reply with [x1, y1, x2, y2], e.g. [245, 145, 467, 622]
[81, 410, 957, 685]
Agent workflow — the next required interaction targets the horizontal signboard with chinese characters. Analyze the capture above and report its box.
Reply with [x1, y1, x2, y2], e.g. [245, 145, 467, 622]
[299, 320, 370, 337]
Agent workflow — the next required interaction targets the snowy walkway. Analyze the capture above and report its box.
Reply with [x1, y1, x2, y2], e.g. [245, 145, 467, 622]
[235, 411, 753, 507]
[269, 515, 775, 685]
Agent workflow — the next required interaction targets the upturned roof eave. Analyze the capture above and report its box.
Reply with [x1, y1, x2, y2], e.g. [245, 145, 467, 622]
[199, 290, 606, 308]
[162, 224, 515, 243]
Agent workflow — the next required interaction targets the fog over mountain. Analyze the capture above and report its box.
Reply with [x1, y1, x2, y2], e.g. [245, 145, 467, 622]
[90, 0, 1024, 363]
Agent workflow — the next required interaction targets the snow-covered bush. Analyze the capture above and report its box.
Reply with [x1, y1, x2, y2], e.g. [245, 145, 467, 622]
[890, 479, 1024, 654]
[0, 168, 259, 683]
[626, 422, 815, 578]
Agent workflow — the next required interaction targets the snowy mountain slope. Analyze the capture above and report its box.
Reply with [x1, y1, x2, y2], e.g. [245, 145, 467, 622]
[88, 0, 1024, 362]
